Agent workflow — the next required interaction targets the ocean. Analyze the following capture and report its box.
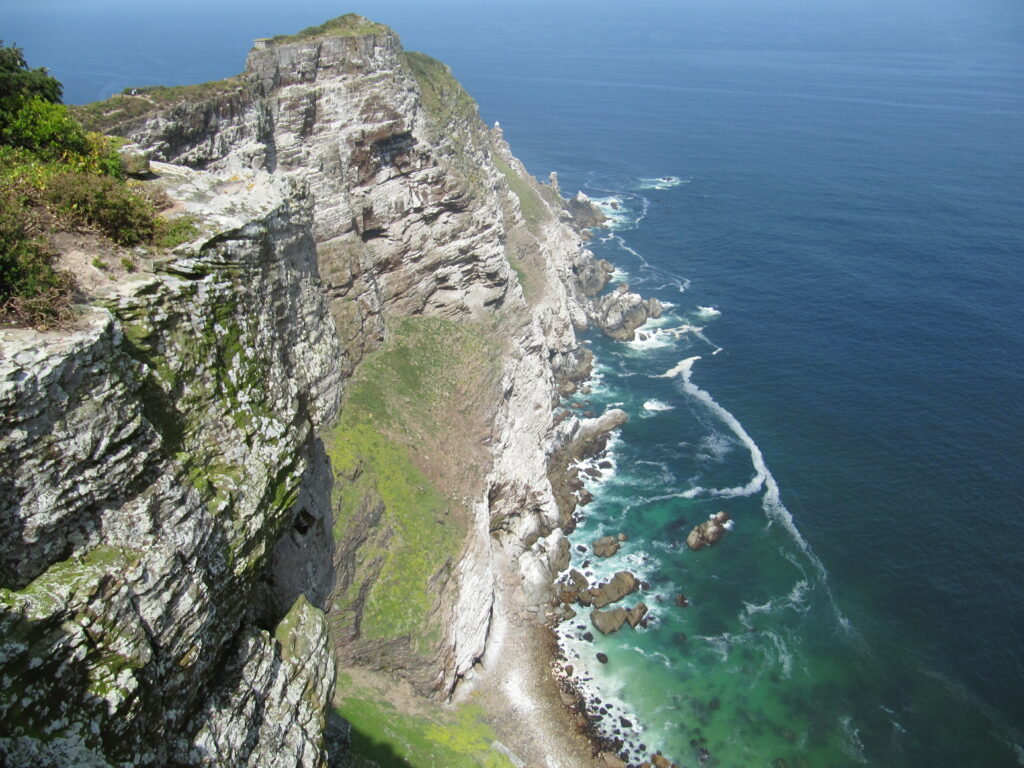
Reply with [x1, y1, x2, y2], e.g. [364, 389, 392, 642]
[7, 0, 1024, 764]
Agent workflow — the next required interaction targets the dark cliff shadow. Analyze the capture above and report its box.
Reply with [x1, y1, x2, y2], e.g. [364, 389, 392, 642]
[326, 711, 416, 768]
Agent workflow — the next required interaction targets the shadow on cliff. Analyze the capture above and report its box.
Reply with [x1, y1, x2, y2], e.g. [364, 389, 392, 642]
[328, 712, 415, 768]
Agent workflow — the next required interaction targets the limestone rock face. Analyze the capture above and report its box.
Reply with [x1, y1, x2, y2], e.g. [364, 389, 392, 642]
[189, 596, 335, 768]
[0, 169, 340, 767]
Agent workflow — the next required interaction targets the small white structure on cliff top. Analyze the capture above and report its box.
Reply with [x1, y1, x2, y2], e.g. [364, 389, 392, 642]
[253, 38, 273, 50]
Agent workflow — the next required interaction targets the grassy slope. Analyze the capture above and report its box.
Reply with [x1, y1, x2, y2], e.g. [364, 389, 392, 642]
[324, 316, 501, 651]
[335, 672, 515, 768]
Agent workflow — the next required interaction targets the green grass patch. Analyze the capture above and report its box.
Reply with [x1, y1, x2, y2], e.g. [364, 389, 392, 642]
[325, 316, 500, 647]
[272, 14, 388, 43]
[154, 214, 199, 249]
[491, 152, 544, 230]
[325, 420, 457, 644]
[335, 697, 514, 768]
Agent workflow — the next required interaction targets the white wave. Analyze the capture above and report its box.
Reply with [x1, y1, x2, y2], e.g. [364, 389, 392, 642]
[661, 356, 852, 630]
[637, 175, 691, 191]
[626, 327, 676, 352]
[696, 430, 735, 462]
[610, 234, 652, 269]
[642, 399, 675, 413]
[695, 305, 721, 319]
[839, 715, 868, 764]
[764, 630, 794, 678]
[591, 195, 632, 229]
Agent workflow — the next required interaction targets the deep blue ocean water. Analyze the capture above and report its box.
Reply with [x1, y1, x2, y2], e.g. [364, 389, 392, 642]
[7, 1, 1024, 764]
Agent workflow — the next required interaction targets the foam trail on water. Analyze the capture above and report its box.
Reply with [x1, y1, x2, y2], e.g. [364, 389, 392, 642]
[662, 356, 852, 629]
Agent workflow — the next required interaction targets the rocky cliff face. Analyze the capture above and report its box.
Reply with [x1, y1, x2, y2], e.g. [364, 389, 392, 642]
[1, 168, 339, 766]
[1, 16, 642, 766]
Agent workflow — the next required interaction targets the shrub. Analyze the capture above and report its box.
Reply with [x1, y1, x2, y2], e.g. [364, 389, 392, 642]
[45, 172, 155, 245]
[153, 215, 199, 249]
[0, 42, 62, 117]
[0, 187, 72, 326]
[1, 95, 91, 159]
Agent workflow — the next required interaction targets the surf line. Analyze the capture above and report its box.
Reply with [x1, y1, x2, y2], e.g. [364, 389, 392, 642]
[656, 356, 854, 633]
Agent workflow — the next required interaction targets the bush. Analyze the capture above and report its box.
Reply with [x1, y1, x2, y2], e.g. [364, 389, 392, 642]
[1, 95, 90, 158]
[0, 42, 62, 117]
[0, 187, 72, 326]
[153, 215, 199, 249]
[45, 172, 155, 245]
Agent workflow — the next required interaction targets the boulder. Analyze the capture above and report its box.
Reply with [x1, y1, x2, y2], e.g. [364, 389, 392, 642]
[600, 753, 627, 768]
[568, 569, 589, 592]
[592, 535, 620, 558]
[589, 571, 639, 608]
[686, 511, 731, 551]
[117, 143, 150, 176]
[596, 652, 609, 664]
[591, 607, 628, 635]
[626, 602, 648, 628]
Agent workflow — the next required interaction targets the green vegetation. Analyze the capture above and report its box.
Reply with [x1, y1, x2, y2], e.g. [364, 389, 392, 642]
[153, 214, 199, 249]
[0, 184, 71, 325]
[325, 316, 500, 647]
[272, 14, 387, 43]
[0, 43, 200, 326]
[491, 152, 544, 229]
[46, 171, 155, 245]
[335, 694, 514, 768]
[403, 52, 479, 131]
[403, 51, 491, 194]
[326, 420, 456, 645]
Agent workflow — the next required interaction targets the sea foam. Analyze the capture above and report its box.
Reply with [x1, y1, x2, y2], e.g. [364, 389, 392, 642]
[660, 356, 852, 630]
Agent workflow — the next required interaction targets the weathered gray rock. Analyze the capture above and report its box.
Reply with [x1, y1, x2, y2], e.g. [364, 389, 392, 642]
[117, 143, 151, 175]
[0, 170, 340, 767]
[591, 284, 651, 341]
[626, 602, 649, 628]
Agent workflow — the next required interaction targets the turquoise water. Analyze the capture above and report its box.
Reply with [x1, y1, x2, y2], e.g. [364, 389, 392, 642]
[8, 1, 1024, 764]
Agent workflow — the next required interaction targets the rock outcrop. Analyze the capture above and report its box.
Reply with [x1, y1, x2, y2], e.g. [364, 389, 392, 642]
[592, 535, 621, 558]
[686, 511, 732, 550]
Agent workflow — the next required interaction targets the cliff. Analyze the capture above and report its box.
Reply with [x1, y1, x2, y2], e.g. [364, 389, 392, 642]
[1, 15, 643, 766]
